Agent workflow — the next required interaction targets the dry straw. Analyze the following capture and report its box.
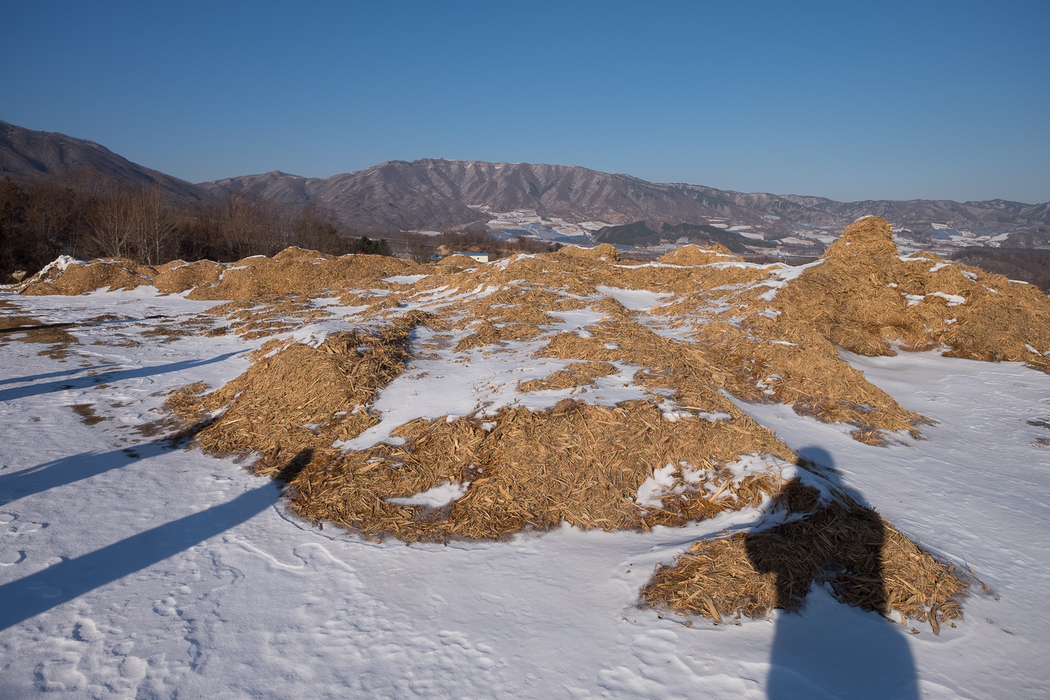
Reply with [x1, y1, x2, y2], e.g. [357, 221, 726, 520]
[517, 361, 619, 392]
[641, 479, 967, 632]
[21, 259, 155, 296]
[21, 219, 1049, 628]
[173, 310, 433, 479]
[774, 216, 1050, 373]
[285, 399, 789, 541]
[20, 252, 419, 301]
[658, 243, 739, 266]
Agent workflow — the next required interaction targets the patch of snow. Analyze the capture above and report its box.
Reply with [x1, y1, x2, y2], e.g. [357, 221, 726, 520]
[899, 253, 938, 263]
[660, 406, 730, 423]
[492, 253, 536, 270]
[736, 230, 767, 240]
[286, 326, 331, 348]
[593, 286, 674, 311]
[757, 285, 781, 302]
[334, 319, 671, 452]
[930, 292, 966, 306]
[386, 481, 470, 508]
[635, 465, 678, 507]
[383, 274, 429, 285]
[411, 284, 451, 299]
[548, 308, 607, 328]
[38, 255, 83, 275]
[770, 258, 824, 283]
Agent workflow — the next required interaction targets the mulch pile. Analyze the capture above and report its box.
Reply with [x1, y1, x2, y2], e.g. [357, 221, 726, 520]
[18, 218, 1049, 626]
[775, 216, 1050, 373]
[641, 477, 967, 632]
[19, 251, 418, 300]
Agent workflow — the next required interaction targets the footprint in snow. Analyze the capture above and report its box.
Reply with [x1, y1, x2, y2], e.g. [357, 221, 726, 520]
[0, 548, 27, 565]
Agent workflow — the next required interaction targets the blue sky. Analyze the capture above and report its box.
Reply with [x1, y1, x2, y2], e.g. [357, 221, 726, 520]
[3, 0, 1048, 203]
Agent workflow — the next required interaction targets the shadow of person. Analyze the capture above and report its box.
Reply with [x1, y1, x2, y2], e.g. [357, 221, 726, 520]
[746, 446, 921, 699]
[0, 351, 242, 403]
[0, 363, 119, 387]
[0, 481, 281, 632]
[0, 418, 215, 504]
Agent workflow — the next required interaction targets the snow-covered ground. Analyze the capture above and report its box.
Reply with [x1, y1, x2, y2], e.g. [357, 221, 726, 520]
[2, 289, 1049, 698]
[482, 208, 608, 241]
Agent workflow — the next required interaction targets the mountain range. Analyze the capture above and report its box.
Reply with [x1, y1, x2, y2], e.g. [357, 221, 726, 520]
[0, 120, 206, 204]
[3, 120, 1048, 248]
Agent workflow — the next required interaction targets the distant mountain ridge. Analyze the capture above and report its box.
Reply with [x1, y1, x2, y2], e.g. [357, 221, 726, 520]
[0, 121, 208, 203]
[200, 159, 1050, 242]
[3, 120, 1047, 244]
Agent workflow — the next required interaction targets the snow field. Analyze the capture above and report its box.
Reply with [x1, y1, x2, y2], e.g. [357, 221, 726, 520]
[1, 279, 1049, 698]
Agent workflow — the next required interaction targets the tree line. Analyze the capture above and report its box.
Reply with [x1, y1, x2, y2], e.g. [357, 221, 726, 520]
[0, 171, 394, 280]
[0, 171, 560, 282]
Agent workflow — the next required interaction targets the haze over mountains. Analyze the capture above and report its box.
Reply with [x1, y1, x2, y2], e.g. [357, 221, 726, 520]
[3, 120, 1048, 249]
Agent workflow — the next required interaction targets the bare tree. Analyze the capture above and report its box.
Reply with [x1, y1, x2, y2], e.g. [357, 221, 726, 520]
[129, 187, 177, 264]
[289, 203, 347, 254]
[88, 185, 135, 259]
[217, 191, 285, 258]
[87, 184, 177, 263]
[389, 231, 436, 263]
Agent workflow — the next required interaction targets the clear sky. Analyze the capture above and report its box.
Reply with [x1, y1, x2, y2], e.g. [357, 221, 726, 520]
[3, 0, 1048, 203]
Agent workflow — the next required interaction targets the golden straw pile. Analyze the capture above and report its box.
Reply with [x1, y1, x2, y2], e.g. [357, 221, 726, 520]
[775, 217, 1050, 373]
[641, 479, 967, 631]
[19, 216, 1050, 626]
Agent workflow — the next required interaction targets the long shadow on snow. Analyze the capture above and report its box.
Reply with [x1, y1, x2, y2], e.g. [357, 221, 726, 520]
[0, 314, 177, 337]
[0, 422, 213, 504]
[0, 364, 119, 387]
[0, 481, 280, 632]
[753, 446, 920, 700]
[0, 351, 242, 402]
[0, 321, 80, 334]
